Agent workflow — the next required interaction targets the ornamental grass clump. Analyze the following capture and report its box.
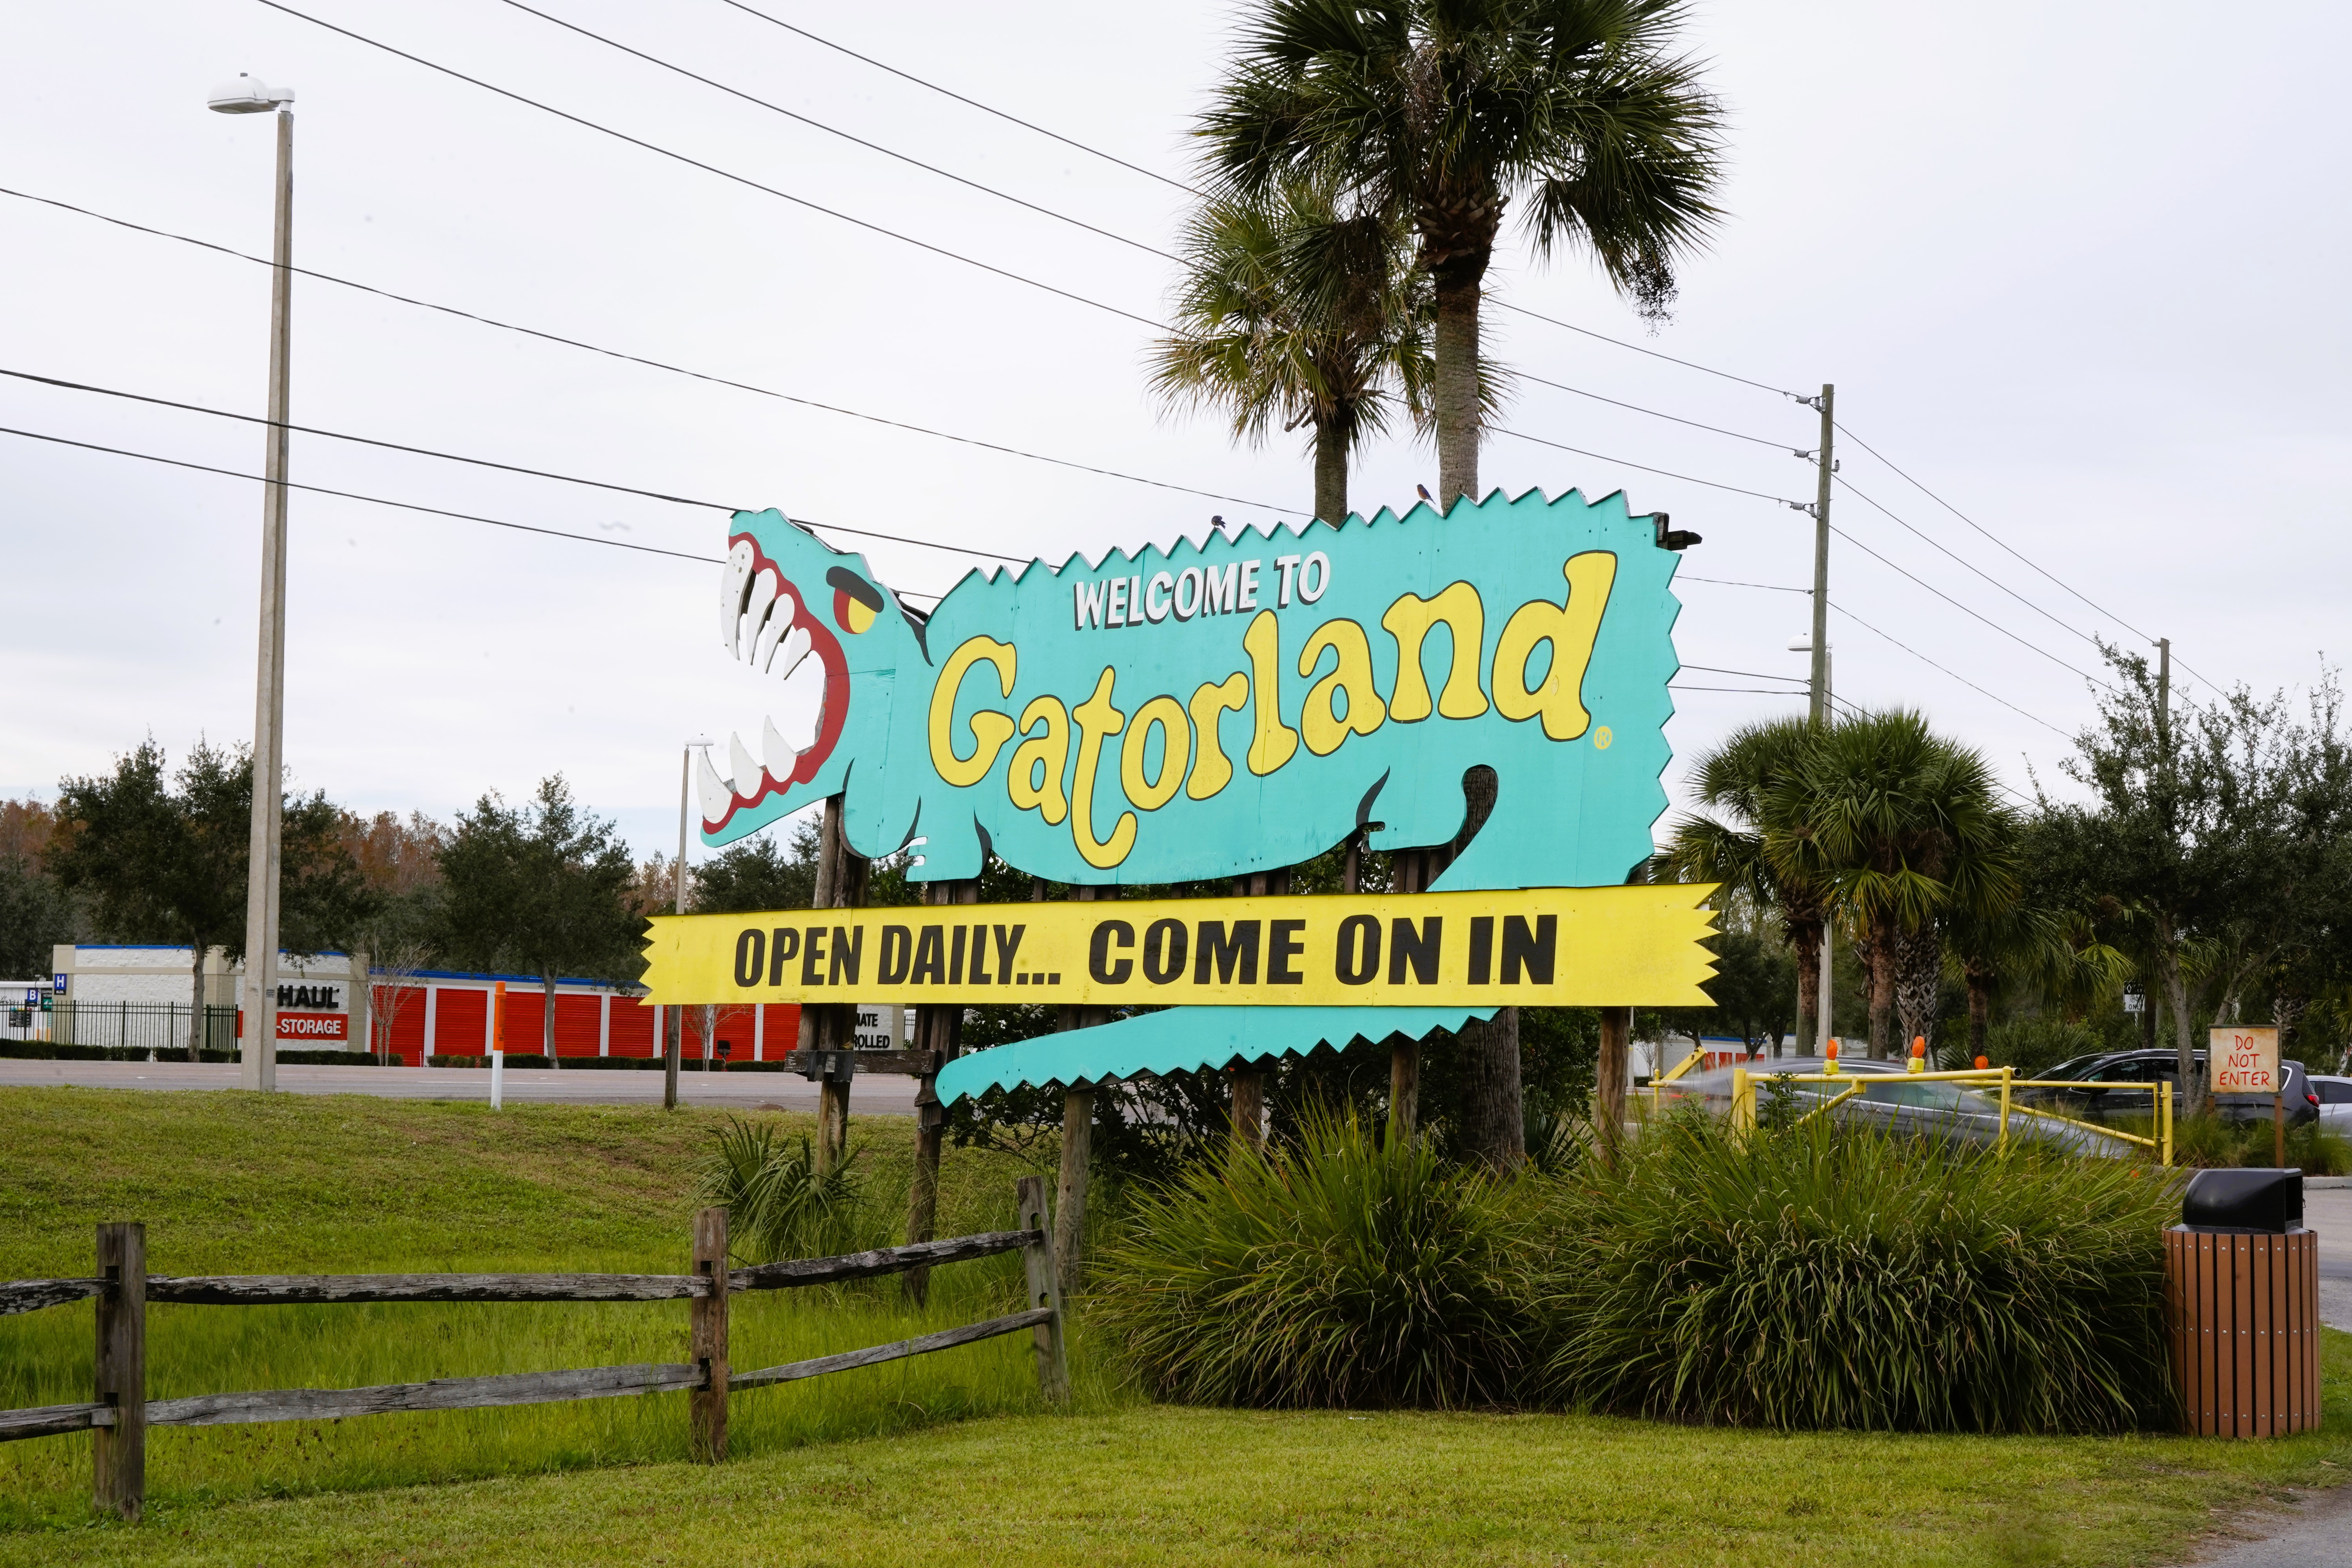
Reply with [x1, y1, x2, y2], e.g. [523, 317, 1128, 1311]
[1541, 1114, 2180, 1433]
[694, 1117, 872, 1262]
[1091, 1113, 1543, 1408]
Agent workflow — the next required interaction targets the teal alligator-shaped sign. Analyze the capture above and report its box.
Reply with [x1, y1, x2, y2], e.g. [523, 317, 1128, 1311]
[702, 486, 1684, 1098]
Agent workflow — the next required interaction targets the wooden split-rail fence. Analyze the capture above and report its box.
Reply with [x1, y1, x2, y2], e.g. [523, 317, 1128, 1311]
[0, 1176, 1069, 1520]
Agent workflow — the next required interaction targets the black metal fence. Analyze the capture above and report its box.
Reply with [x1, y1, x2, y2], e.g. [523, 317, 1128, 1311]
[9, 1002, 240, 1054]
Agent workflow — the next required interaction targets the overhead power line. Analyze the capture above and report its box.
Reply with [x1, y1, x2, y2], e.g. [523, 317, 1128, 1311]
[1681, 662, 1808, 685]
[1677, 573, 1809, 594]
[0, 421, 960, 597]
[1831, 419, 2155, 642]
[1518, 372, 1792, 450]
[1, 423, 722, 564]
[0, 365, 739, 511]
[493, 0, 1177, 263]
[710, 0, 1199, 196]
[1828, 601, 2071, 739]
[1828, 518, 2113, 691]
[255, 1, 1168, 330]
[1491, 428, 1804, 505]
[1670, 684, 1805, 696]
[1835, 474, 2111, 652]
[1494, 301, 1798, 398]
[0, 186, 1299, 517]
[1833, 418, 2223, 695]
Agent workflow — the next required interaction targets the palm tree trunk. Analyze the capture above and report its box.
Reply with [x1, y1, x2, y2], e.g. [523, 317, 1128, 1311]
[1457, 1009, 1524, 1171]
[1312, 421, 1348, 524]
[1433, 273, 1481, 508]
[1894, 922, 1941, 1060]
[1867, 913, 1898, 1059]
[1789, 920, 1820, 1056]
[1966, 965, 1992, 1064]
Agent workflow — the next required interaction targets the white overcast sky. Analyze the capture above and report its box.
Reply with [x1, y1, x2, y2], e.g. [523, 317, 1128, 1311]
[4, 0, 2345, 860]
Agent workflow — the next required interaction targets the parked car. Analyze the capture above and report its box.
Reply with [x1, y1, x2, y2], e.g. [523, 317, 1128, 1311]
[1656, 1057, 2137, 1157]
[2307, 1074, 2352, 1131]
[2022, 1049, 2319, 1128]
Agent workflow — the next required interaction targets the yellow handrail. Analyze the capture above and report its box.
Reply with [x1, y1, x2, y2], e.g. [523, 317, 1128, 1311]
[1723, 1069, 2171, 1164]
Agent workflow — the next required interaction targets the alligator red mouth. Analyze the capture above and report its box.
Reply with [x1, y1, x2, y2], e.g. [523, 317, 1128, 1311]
[701, 531, 852, 834]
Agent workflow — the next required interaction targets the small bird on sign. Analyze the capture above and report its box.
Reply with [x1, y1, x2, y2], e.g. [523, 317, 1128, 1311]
[1415, 484, 1434, 503]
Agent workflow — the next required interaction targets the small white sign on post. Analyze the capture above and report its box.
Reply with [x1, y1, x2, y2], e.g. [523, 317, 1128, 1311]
[851, 1003, 905, 1051]
[2209, 1025, 2279, 1096]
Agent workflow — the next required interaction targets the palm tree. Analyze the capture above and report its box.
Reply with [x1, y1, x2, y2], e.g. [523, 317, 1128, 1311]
[1198, 0, 1723, 506]
[1152, 182, 1449, 524]
[1660, 718, 1832, 1053]
[1774, 711, 2019, 1059]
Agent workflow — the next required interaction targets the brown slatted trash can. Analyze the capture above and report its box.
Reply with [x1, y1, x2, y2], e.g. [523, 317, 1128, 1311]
[2164, 1168, 2321, 1437]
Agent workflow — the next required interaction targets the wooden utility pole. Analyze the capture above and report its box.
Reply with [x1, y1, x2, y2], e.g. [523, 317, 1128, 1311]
[904, 875, 978, 1305]
[93, 1222, 146, 1519]
[1807, 384, 1834, 730]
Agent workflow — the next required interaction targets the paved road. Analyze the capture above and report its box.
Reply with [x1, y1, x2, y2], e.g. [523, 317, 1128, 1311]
[2192, 1482, 2352, 1566]
[2303, 1187, 2352, 1331]
[0, 1059, 920, 1113]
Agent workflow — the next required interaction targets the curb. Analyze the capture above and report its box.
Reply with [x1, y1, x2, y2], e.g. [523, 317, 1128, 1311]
[2304, 1176, 2352, 1190]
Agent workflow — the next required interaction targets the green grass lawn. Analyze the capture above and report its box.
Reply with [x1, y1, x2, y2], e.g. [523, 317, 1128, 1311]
[2, 1087, 2349, 1566]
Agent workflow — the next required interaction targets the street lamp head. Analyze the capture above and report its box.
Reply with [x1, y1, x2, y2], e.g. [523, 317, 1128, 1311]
[685, 735, 715, 750]
[209, 74, 295, 114]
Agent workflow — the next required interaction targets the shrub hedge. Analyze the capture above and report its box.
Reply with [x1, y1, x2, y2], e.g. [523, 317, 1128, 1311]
[1091, 1113, 2184, 1433]
[1090, 1114, 1545, 1408]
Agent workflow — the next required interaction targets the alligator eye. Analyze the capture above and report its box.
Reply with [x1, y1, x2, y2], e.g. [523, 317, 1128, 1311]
[826, 566, 883, 635]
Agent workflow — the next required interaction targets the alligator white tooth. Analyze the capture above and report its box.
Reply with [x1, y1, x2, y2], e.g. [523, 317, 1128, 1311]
[728, 732, 761, 796]
[770, 624, 811, 677]
[801, 698, 824, 752]
[752, 584, 793, 668]
[695, 748, 733, 824]
[739, 570, 779, 664]
[762, 715, 798, 782]
[719, 541, 756, 655]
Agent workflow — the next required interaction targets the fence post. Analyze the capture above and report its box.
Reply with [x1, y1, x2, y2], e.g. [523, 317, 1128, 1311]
[690, 1205, 728, 1462]
[1014, 1176, 1070, 1406]
[92, 1221, 146, 1520]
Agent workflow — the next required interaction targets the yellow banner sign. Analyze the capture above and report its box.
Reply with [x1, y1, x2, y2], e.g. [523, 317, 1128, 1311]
[641, 885, 1717, 1009]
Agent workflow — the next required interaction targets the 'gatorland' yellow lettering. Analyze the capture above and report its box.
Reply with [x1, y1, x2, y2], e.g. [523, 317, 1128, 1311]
[1007, 695, 1071, 825]
[922, 552, 1626, 870]
[1382, 583, 1488, 722]
[1184, 673, 1250, 800]
[1069, 668, 1137, 869]
[928, 636, 1016, 786]
[1494, 553, 1616, 741]
[1297, 620, 1386, 756]
[1243, 610, 1299, 776]
[1121, 695, 1192, 811]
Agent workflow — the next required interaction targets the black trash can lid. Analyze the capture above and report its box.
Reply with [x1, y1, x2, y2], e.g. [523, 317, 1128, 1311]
[2182, 1168, 2304, 1234]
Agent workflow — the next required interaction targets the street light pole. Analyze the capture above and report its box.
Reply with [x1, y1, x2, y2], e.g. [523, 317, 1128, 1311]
[214, 74, 296, 1092]
[668, 737, 715, 1111]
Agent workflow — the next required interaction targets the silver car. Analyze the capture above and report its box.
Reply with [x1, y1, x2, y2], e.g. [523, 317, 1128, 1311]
[2308, 1075, 2352, 1131]
[1654, 1056, 2139, 1157]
